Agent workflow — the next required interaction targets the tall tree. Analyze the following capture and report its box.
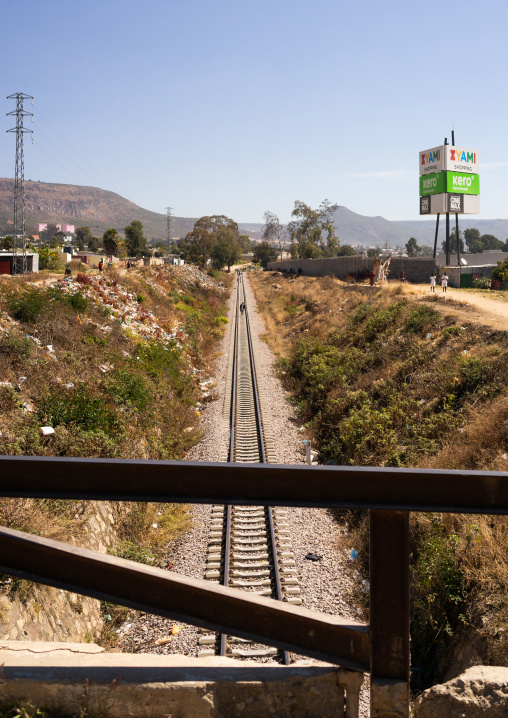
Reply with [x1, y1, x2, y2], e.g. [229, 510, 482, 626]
[211, 227, 242, 271]
[185, 215, 239, 268]
[405, 237, 421, 257]
[442, 229, 465, 254]
[262, 211, 286, 259]
[103, 228, 119, 256]
[288, 199, 339, 257]
[75, 226, 93, 250]
[124, 220, 147, 256]
[464, 228, 482, 253]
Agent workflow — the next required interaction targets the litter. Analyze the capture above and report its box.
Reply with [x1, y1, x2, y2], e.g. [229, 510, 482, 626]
[18, 376, 27, 383]
[426, 333, 432, 339]
[152, 523, 158, 529]
[65, 383, 75, 389]
[350, 549, 359, 561]
[155, 636, 172, 646]
[39, 426, 55, 437]
[46, 345, 54, 352]
[305, 553, 322, 562]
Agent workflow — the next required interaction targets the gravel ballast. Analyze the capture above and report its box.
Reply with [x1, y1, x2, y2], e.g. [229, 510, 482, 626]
[115, 272, 368, 714]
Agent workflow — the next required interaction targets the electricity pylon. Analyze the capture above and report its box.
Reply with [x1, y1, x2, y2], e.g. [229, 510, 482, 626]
[6, 93, 33, 275]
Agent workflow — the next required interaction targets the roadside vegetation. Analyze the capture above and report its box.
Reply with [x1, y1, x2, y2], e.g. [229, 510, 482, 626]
[250, 270, 508, 688]
[0, 264, 231, 622]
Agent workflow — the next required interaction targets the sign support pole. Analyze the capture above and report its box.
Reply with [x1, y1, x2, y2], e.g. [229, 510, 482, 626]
[433, 214, 440, 259]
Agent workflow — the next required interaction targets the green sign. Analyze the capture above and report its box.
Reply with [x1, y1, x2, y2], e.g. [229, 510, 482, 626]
[446, 171, 480, 195]
[420, 171, 480, 196]
[420, 172, 446, 196]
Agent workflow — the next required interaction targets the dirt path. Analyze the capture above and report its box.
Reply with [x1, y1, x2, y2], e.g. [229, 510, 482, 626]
[412, 284, 508, 331]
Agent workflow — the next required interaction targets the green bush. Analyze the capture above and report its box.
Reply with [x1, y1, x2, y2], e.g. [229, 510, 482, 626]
[38, 385, 120, 435]
[491, 258, 508, 282]
[403, 306, 440, 335]
[474, 277, 491, 289]
[411, 516, 466, 686]
[8, 289, 48, 323]
[0, 332, 31, 363]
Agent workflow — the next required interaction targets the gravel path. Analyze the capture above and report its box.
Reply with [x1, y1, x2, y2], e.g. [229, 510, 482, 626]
[115, 273, 369, 714]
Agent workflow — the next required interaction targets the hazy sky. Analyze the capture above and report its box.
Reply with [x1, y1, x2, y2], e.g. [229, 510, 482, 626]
[2, 0, 507, 224]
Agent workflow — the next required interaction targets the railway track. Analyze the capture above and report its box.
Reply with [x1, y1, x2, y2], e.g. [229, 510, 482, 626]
[199, 273, 301, 662]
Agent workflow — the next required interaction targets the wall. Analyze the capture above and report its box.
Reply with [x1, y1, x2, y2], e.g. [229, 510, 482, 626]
[267, 256, 437, 284]
[0, 501, 125, 643]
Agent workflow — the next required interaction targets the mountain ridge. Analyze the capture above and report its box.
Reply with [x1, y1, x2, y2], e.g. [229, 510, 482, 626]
[1, 178, 507, 247]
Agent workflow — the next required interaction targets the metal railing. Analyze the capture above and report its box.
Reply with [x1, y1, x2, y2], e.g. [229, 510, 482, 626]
[1, 456, 507, 717]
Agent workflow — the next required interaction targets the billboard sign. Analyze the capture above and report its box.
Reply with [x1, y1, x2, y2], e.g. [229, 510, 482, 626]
[419, 193, 480, 215]
[419, 145, 479, 175]
[420, 171, 479, 196]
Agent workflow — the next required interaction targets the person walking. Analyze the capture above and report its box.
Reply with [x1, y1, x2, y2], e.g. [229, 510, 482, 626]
[98, 260, 103, 273]
[441, 272, 448, 293]
[430, 272, 436, 292]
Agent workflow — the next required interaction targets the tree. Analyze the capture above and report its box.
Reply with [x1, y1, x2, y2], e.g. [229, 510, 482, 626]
[263, 211, 287, 259]
[288, 199, 339, 258]
[420, 245, 434, 257]
[211, 229, 242, 271]
[289, 241, 299, 259]
[40, 223, 60, 244]
[2, 236, 13, 250]
[103, 228, 119, 256]
[464, 228, 482, 253]
[253, 241, 278, 268]
[238, 235, 251, 253]
[441, 229, 465, 254]
[184, 215, 239, 268]
[405, 237, 421, 257]
[367, 248, 380, 258]
[481, 234, 503, 251]
[124, 220, 147, 257]
[337, 244, 356, 256]
[75, 226, 93, 250]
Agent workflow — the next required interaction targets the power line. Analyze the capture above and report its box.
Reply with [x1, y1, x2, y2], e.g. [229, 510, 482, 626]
[6, 92, 33, 275]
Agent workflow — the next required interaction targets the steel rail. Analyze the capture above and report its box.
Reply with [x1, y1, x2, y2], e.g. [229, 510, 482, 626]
[219, 273, 240, 655]
[243, 275, 290, 664]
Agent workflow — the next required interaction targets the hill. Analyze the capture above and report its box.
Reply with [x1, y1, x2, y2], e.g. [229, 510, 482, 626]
[0, 179, 197, 240]
[1, 178, 508, 247]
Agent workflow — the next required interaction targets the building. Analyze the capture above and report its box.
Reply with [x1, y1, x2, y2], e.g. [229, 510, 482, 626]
[35, 223, 75, 234]
[0, 252, 39, 274]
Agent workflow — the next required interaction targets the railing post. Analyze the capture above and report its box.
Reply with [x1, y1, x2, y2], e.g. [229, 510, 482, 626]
[370, 510, 410, 718]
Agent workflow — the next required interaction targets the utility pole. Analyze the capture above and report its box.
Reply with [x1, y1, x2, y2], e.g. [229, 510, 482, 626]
[165, 206, 173, 257]
[6, 93, 33, 275]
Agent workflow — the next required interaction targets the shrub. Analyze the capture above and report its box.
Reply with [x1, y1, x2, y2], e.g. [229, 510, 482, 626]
[404, 306, 440, 335]
[491, 258, 508, 282]
[8, 289, 48, 323]
[474, 277, 490, 289]
[0, 332, 31, 364]
[38, 385, 120, 435]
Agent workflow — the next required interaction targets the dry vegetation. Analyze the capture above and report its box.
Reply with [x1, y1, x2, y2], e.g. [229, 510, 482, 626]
[0, 265, 231, 617]
[250, 270, 508, 687]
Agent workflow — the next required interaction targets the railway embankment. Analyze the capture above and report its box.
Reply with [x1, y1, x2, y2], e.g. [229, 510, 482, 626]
[0, 264, 231, 644]
[249, 270, 508, 690]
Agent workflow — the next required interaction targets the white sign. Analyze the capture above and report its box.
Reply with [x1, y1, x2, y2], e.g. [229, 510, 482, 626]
[419, 145, 479, 176]
[419, 193, 480, 215]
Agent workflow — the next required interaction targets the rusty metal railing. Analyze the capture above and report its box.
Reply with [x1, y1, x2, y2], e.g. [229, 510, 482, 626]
[1, 456, 507, 717]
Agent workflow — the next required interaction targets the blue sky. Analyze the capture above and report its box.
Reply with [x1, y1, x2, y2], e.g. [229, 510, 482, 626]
[1, 0, 507, 224]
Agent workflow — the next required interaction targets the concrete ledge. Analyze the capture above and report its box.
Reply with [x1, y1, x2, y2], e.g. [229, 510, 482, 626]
[0, 642, 364, 718]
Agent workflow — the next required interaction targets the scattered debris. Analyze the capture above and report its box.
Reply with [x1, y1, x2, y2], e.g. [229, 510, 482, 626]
[39, 426, 55, 437]
[305, 553, 323, 562]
